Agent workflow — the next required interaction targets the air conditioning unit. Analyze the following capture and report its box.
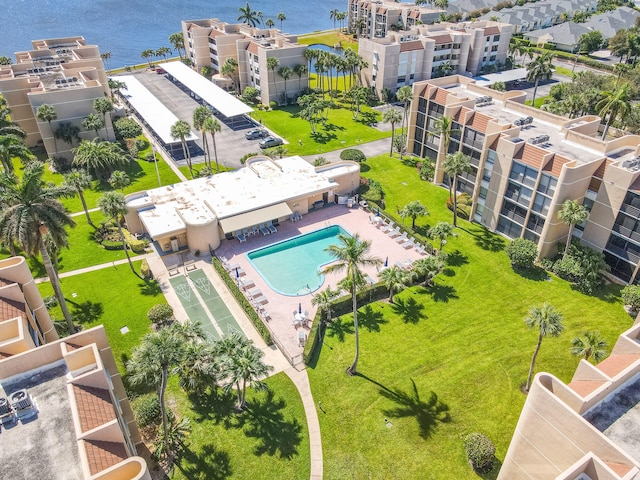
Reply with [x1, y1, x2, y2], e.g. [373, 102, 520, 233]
[10, 389, 31, 410]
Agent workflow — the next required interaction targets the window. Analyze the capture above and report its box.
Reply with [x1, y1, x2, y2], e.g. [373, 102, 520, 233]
[428, 102, 444, 118]
[537, 174, 557, 196]
[418, 97, 428, 113]
[603, 252, 634, 283]
[462, 128, 485, 149]
[531, 193, 551, 216]
[494, 35, 501, 42]
[501, 200, 527, 224]
[505, 182, 533, 205]
[497, 217, 523, 238]
[509, 162, 538, 188]
[527, 213, 545, 234]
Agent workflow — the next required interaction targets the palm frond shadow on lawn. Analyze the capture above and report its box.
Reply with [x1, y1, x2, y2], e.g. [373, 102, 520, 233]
[70, 300, 104, 324]
[326, 317, 354, 342]
[420, 282, 458, 303]
[445, 249, 469, 268]
[176, 443, 232, 480]
[138, 280, 161, 296]
[512, 265, 550, 282]
[189, 389, 238, 426]
[390, 296, 427, 324]
[358, 304, 388, 332]
[459, 225, 506, 252]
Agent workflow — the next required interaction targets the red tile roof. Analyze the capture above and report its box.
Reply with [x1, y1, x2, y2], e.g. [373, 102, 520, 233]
[484, 26, 501, 36]
[514, 144, 547, 170]
[542, 155, 569, 177]
[429, 34, 452, 44]
[430, 87, 450, 105]
[400, 41, 424, 52]
[466, 112, 491, 132]
[247, 42, 260, 55]
[0, 298, 25, 323]
[0, 276, 14, 288]
[84, 440, 128, 475]
[72, 385, 116, 433]
[592, 159, 611, 179]
[597, 354, 640, 378]
[453, 106, 470, 122]
[567, 380, 606, 397]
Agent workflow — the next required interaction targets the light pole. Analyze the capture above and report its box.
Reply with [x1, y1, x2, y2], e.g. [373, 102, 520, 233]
[150, 141, 161, 187]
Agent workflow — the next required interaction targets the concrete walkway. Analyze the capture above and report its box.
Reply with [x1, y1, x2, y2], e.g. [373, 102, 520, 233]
[34, 254, 153, 283]
[303, 137, 391, 165]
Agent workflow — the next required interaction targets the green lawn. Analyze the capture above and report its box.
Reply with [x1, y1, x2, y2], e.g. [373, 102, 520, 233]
[307, 154, 630, 479]
[254, 104, 389, 156]
[297, 31, 359, 53]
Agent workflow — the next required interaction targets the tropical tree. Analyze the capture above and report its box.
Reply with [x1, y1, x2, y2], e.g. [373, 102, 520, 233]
[82, 113, 104, 137]
[337, 12, 347, 32]
[204, 117, 222, 173]
[0, 56, 11, 65]
[443, 152, 471, 227]
[293, 64, 308, 92]
[55, 122, 81, 149]
[108, 78, 126, 102]
[267, 57, 280, 102]
[156, 46, 172, 61]
[526, 52, 554, 106]
[524, 303, 564, 392]
[596, 83, 631, 140]
[429, 221, 455, 252]
[379, 265, 408, 303]
[93, 98, 114, 136]
[62, 169, 94, 225]
[169, 32, 185, 60]
[571, 331, 608, 363]
[400, 200, 428, 229]
[170, 120, 194, 178]
[382, 108, 402, 156]
[192, 105, 213, 167]
[433, 115, 457, 160]
[396, 85, 412, 133]
[221, 58, 239, 93]
[109, 170, 131, 192]
[411, 255, 445, 286]
[312, 286, 339, 324]
[557, 199, 588, 259]
[72, 138, 130, 178]
[323, 234, 382, 375]
[0, 163, 76, 332]
[265, 18, 275, 28]
[0, 134, 33, 174]
[141, 49, 155, 68]
[237, 3, 260, 27]
[36, 104, 58, 153]
[330, 9, 340, 29]
[98, 191, 137, 276]
[277, 12, 286, 30]
[277, 66, 293, 105]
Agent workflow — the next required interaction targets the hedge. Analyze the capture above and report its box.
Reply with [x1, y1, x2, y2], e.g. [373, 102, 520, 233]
[211, 257, 272, 345]
[340, 148, 367, 163]
[528, 47, 614, 72]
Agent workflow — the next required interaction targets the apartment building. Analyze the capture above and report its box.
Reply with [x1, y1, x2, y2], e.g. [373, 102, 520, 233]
[182, 19, 308, 106]
[0, 37, 114, 163]
[499, 318, 640, 479]
[358, 20, 512, 96]
[407, 75, 640, 284]
[347, 0, 442, 40]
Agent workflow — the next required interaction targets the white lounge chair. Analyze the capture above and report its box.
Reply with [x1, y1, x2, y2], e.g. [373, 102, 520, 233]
[388, 227, 401, 238]
[298, 330, 307, 347]
[267, 220, 277, 233]
[260, 224, 270, 235]
[237, 233, 246, 243]
[381, 222, 394, 233]
[395, 232, 408, 243]
[252, 294, 268, 305]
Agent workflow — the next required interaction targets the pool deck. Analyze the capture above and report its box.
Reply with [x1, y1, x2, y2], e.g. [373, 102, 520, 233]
[216, 204, 423, 360]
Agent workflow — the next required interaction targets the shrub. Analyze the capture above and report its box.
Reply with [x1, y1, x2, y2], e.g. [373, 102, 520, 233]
[621, 285, 640, 312]
[114, 117, 142, 139]
[240, 152, 260, 164]
[446, 193, 471, 220]
[125, 138, 138, 158]
[269, 101, 277, 110]
[44, 295, 58, 308]
[132, 393, 161, 428]
[506, 238, 538, 268]
[464, 432, 496, 473]
[491, 81, 506, 92]
[140, 259, 152, 279]
[101, 239, 123, 250]
[340, 148, 367, 163]
[135, 138, 148, 151]
[147, 303, 174, 325]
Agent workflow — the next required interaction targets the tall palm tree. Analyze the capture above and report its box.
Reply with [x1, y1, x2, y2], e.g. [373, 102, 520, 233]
[170, 120, 193, 178]
[303, 49, 317, 89]
[277, 12, 286, 30]
[0, 163, 76, 332]
[323, 234, 381, 375]
[396, 85, 413, 134]
[571, 331, 608, 363]
[558, 199, 588, 260]
[596, 83, 631, 140]
[204, 117, 222, 173]
[379, 265, 408, 303]
[192, 105, 213, 168]
[98, 191, 137, 276]
[400, 200, 428, 229]
[169, 32, 185, 60]
[0, 134, 33, 174]
[108, 170, 130, 192]
[265, 18, 275, 28]
[221, 57, 240, 93]
[428, 221, 455, 252]
[382, 108, 403, 156]
[141, 49, 155, 68]
[72, 138, 129, 178]
[36, 104, 58, 154]
[524, 303, 564, 392]
[330, 9, 340, 30]
[526, 52, 554, 106]
[108, 79, 126, 103]
[293, 64, 308, 92]
[443, 152, 471, 227]
[237, 2, 260, 27]
[0, 97, 24, 138]
[62, 169, 94, 225]
[267, 57, 280, 103]
[277, 66, 293, 105]
[156, 46, 172, 61]
[82, 113, 104, 138]
[93, 98, 114, 136]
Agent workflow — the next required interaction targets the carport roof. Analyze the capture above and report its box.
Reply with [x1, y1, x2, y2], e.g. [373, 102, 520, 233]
[115, 75, 197, 145]
[159, 61, 253, 118]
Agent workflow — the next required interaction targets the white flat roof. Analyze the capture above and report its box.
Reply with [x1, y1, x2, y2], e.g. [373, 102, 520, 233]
[473, 68, 527, 87]
[159, 61, 253, 118]
[115, 75, 197, 145]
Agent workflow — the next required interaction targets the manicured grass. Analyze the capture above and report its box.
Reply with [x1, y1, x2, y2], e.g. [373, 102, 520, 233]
[254, 104, 389, 156]
[297, 31, 359, 53]
[178, 162, 235, 179]
[524, 96, 549, 108]
[307, 154, 630, 479]
[554, 66, 574, 77]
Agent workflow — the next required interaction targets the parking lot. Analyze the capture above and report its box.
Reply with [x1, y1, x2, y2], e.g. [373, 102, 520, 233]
[126, 70, 281, 169]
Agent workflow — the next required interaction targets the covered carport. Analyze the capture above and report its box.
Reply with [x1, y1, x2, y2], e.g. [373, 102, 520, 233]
[115, 75, 198, 158]
[159, 61, 253, 129]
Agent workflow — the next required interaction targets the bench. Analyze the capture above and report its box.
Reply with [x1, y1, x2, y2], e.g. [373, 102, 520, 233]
[184, 260, 197, 271]
[167, 264, 180, 276]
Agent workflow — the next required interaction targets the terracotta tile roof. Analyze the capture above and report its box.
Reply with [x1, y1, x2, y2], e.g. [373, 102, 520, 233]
[606, 462, 634, 477]
[0, 297, 25, 323]
[430, 87, 450, 105]
[596, 353, 640, 377]
[408, 10, 420, 18]
[630, 176, 640, 193]
[466, 111, 491, 132]
[377, 7, 387, 13]
[0, 352, 13, 360]
[488, 136, 499, 151]
[514, 144, 547, 170]
[453, 106, 470, 122]
[0, 276, 14, 288]
[72, 385, 116, 432]
[400, 41, 424, 52]
[429, 34, 452, 44]
[83, 440, 127, 475]
[542, 155, 569, 177]
[592, 159, 611, 179]
[484, 26, 501, 36]
[247, 42, 260, 55]
[209, 29, 225, 38]
[567, 380, 606, 397]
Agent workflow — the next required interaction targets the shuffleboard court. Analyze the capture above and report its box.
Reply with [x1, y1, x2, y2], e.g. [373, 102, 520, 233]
[168, 275, 220, 340]
[188, 269, 246, 339]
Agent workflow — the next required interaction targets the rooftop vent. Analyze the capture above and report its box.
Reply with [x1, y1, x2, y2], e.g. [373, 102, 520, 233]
[0, 397, 9, 415]
[10, 389, 31, 410]
[622, 157, 640, 170]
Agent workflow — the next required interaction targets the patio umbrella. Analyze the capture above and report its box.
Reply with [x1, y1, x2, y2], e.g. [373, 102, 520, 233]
[384, 256, 388, 267]
[298, 303, 302, 314]
[235, 267, 239, 279]
[376, 207, 380, 217]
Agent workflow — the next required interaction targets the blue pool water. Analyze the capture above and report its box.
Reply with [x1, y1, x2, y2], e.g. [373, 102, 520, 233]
[247, 225, 350, 296]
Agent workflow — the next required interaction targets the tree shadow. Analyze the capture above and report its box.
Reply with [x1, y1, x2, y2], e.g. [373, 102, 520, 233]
[233, 389, 302, 460]
[326, 317, 354, 342]
[310, 131, 338, 144]
[188, 390, 237, 427]
[379, 378, 451, 440]
[424, 282, 458, 303]
[176, 443, 232, 480]
[595, 283, 624, 304]
[391, 297, 427, 324]
[445, 249, 469, 268]
[139, 279, 161, 296]
[322, 123, 345, 132]
[513, 265, 550, 282]
[70, 300, 104, 324]
[460, 226, 505, 252]
[358, 304, 388, 332]
[475, 457, 503, 480]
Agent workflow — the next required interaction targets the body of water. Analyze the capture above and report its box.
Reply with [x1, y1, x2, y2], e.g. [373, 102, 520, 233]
[2, 0, 345, 68]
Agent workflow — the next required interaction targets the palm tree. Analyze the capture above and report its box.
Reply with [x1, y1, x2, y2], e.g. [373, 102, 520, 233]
[156, 46, 172, 61]
[62, 169, 94, 225]
[0, 163, 76, 332]
[397, 85, 413, 134]
[443, 152, 471, 227]
[379, 265, 408, 303]
[265, 18, 275, 28]
[429, 221, 455, 252]
[524, 303, 564, 392]
[312, 286, 339, 324]
[72, 138, 130, 178]
[204, 117, 222, 173]
[98, 191, 137, 276]
[558, 199, 588, 260]
[218, 333, 273, 410]
[169, 32, 185, 60]
[192, 105, 213, 167]
[36, 104, 58, 153]
[267, 57, 280, 103]
[55, 122, 81, 149]
[237, 2, 260, 27]
[382, 108, 402, 156]
[293, 64, 308, 92]
[108, 170, 130, 192]
[141, 49, 154, 68]
[596, 83, 631, 140]
[411, 255, 445, 286]
[400, 200, 428, 229]
[323, 234, 381, 375]
[170, 120, 194, 178]
[571, 331, 608, 363]
[330, 9, 340, 30]
[221, 58, 239, 93]
[0, 134, 33, 174]
[337, 12, 347, 32]
[303, 49, 317, 88]
[82, 113, 104, 137]
[277, 12, 286, 30]
[108, 79, 126, 102]
[93, 98, 114, 136]
[526, 52, 554, 106]
[277, 66, 293, 105]
[100, 51, 112, 71]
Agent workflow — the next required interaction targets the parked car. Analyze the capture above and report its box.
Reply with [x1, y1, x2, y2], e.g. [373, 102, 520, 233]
[259, 136, 283, 149]
[155, 67, 166, 74]
[245, 129, 268, 140]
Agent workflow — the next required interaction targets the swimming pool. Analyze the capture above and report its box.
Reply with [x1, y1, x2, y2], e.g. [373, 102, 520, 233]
[247, 225, 350, 296]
